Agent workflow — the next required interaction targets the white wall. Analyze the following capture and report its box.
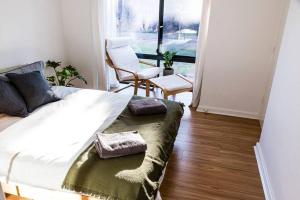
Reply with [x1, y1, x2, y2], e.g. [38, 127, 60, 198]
[0, 0, 95, 88]
[0, 0, 65, 68]
[258, 0, 300, 199]
[60, 0, 98, 89]
[198, 0, 287, 119]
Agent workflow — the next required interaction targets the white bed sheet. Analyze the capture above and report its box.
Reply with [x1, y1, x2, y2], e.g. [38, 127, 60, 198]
[0, 87, 132, 191]
[0, 115, 21, 133]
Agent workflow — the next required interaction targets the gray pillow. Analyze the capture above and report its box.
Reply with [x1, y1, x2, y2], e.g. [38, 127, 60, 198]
[0, 79, 28, 117]
[0, 61, 45, 81]
[6, 71, 60, 113]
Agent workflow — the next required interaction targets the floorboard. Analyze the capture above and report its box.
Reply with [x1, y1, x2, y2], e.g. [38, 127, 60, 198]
[6, 85, 264, 200]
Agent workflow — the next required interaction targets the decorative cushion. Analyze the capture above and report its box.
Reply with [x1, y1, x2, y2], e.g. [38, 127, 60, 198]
[0, 61, 45, 81]
[6, 71, 60, 113]
[0, 79, 28, 117]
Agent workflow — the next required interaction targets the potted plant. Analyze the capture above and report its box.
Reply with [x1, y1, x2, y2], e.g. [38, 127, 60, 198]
[46, 60, 87, 87]
[163, 51, 176, 76]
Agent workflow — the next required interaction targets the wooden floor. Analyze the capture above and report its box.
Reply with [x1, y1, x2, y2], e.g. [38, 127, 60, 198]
[6, 85, 265, 200]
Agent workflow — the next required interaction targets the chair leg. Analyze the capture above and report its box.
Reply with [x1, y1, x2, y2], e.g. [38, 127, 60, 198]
[81, 195, 89, 200]
[163, 90, 169, 100]
[16, 186, 20, 197]
[146, 80, 150, 97]
[134, 79, 139, 95]
[0, 183, 5, 200]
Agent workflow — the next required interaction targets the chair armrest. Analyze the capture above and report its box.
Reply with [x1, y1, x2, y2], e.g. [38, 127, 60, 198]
[139, 60, 157, 67]
[114, 67, 137, 77]
[106, 59, 138, 78]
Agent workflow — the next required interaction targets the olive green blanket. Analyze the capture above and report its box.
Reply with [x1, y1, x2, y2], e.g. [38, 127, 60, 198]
[63, 97, 184, 200]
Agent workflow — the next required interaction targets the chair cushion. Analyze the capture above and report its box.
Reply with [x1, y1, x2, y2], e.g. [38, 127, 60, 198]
[107, 45, 140, 80]
[120, 67, 160, 81]
[150, 75, 193, 91]
[106, 38, 160, 81]
[106, 37, 132, 49]
[137, 67, 160, 79]
[6, 71, 60, 113]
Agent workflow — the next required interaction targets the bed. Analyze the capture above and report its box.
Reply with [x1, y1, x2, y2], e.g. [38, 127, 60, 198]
[0, 85, 184, 200]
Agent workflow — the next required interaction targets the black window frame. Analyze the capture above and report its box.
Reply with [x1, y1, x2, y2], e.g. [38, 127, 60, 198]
[135, 0, 197, 66]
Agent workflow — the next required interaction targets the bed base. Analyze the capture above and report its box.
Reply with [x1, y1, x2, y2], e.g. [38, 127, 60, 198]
[0, 164, 166, 200]
[0, 185, 162, 200]
[0, 184, 93, 200]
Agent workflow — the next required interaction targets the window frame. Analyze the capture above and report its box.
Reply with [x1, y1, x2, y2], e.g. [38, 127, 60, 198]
[134, 0, 197, 66]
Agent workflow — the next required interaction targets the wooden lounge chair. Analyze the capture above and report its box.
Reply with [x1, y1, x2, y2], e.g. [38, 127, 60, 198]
[105, 38, 160, 95]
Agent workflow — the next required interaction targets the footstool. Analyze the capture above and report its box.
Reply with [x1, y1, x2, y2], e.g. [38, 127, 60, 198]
[146, 74, 193, 99]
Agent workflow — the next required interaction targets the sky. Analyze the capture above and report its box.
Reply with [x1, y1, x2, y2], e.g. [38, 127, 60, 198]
[118, 0, 203, 29]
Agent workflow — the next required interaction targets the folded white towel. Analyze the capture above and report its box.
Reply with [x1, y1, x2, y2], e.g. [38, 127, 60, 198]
[94, 131, 147, 159]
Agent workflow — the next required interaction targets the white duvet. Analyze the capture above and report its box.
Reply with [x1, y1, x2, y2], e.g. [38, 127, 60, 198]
[0, 88, 132, 191]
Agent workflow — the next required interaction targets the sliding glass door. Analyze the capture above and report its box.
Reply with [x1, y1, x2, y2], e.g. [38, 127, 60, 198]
[115, 0, 203, 77]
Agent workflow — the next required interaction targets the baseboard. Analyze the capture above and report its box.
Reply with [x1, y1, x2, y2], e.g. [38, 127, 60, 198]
[254, 143, 276, 200]
[259, 119, 264, 128]
[197, 105, 260, 119]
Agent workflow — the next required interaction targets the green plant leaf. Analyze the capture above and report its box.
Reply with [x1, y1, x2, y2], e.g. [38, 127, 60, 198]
[47, 61, 87, 86]
[46, 60, 61, 69]
[163, 51, 177, 69]
[77, 75, 88, 85]
[46, 76, 57, 86]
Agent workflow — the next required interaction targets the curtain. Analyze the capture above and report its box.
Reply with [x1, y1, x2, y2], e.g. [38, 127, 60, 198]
[90, 0, 117, 91]
[192, 0, 212, 108]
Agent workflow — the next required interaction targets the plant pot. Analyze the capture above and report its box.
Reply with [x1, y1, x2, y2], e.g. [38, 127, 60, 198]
[163, 68, 174, 76]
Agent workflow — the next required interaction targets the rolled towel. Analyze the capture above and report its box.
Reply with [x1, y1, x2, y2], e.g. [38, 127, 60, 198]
[94, 131, 147, 159]
[128, 99, 167, 115]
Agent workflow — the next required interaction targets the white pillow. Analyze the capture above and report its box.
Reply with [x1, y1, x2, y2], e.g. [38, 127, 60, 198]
[106, 37, 132, 49]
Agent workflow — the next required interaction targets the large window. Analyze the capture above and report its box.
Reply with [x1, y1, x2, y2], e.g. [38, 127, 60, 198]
[116, 0, 160, 55]
[115, 0, 202, 77]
